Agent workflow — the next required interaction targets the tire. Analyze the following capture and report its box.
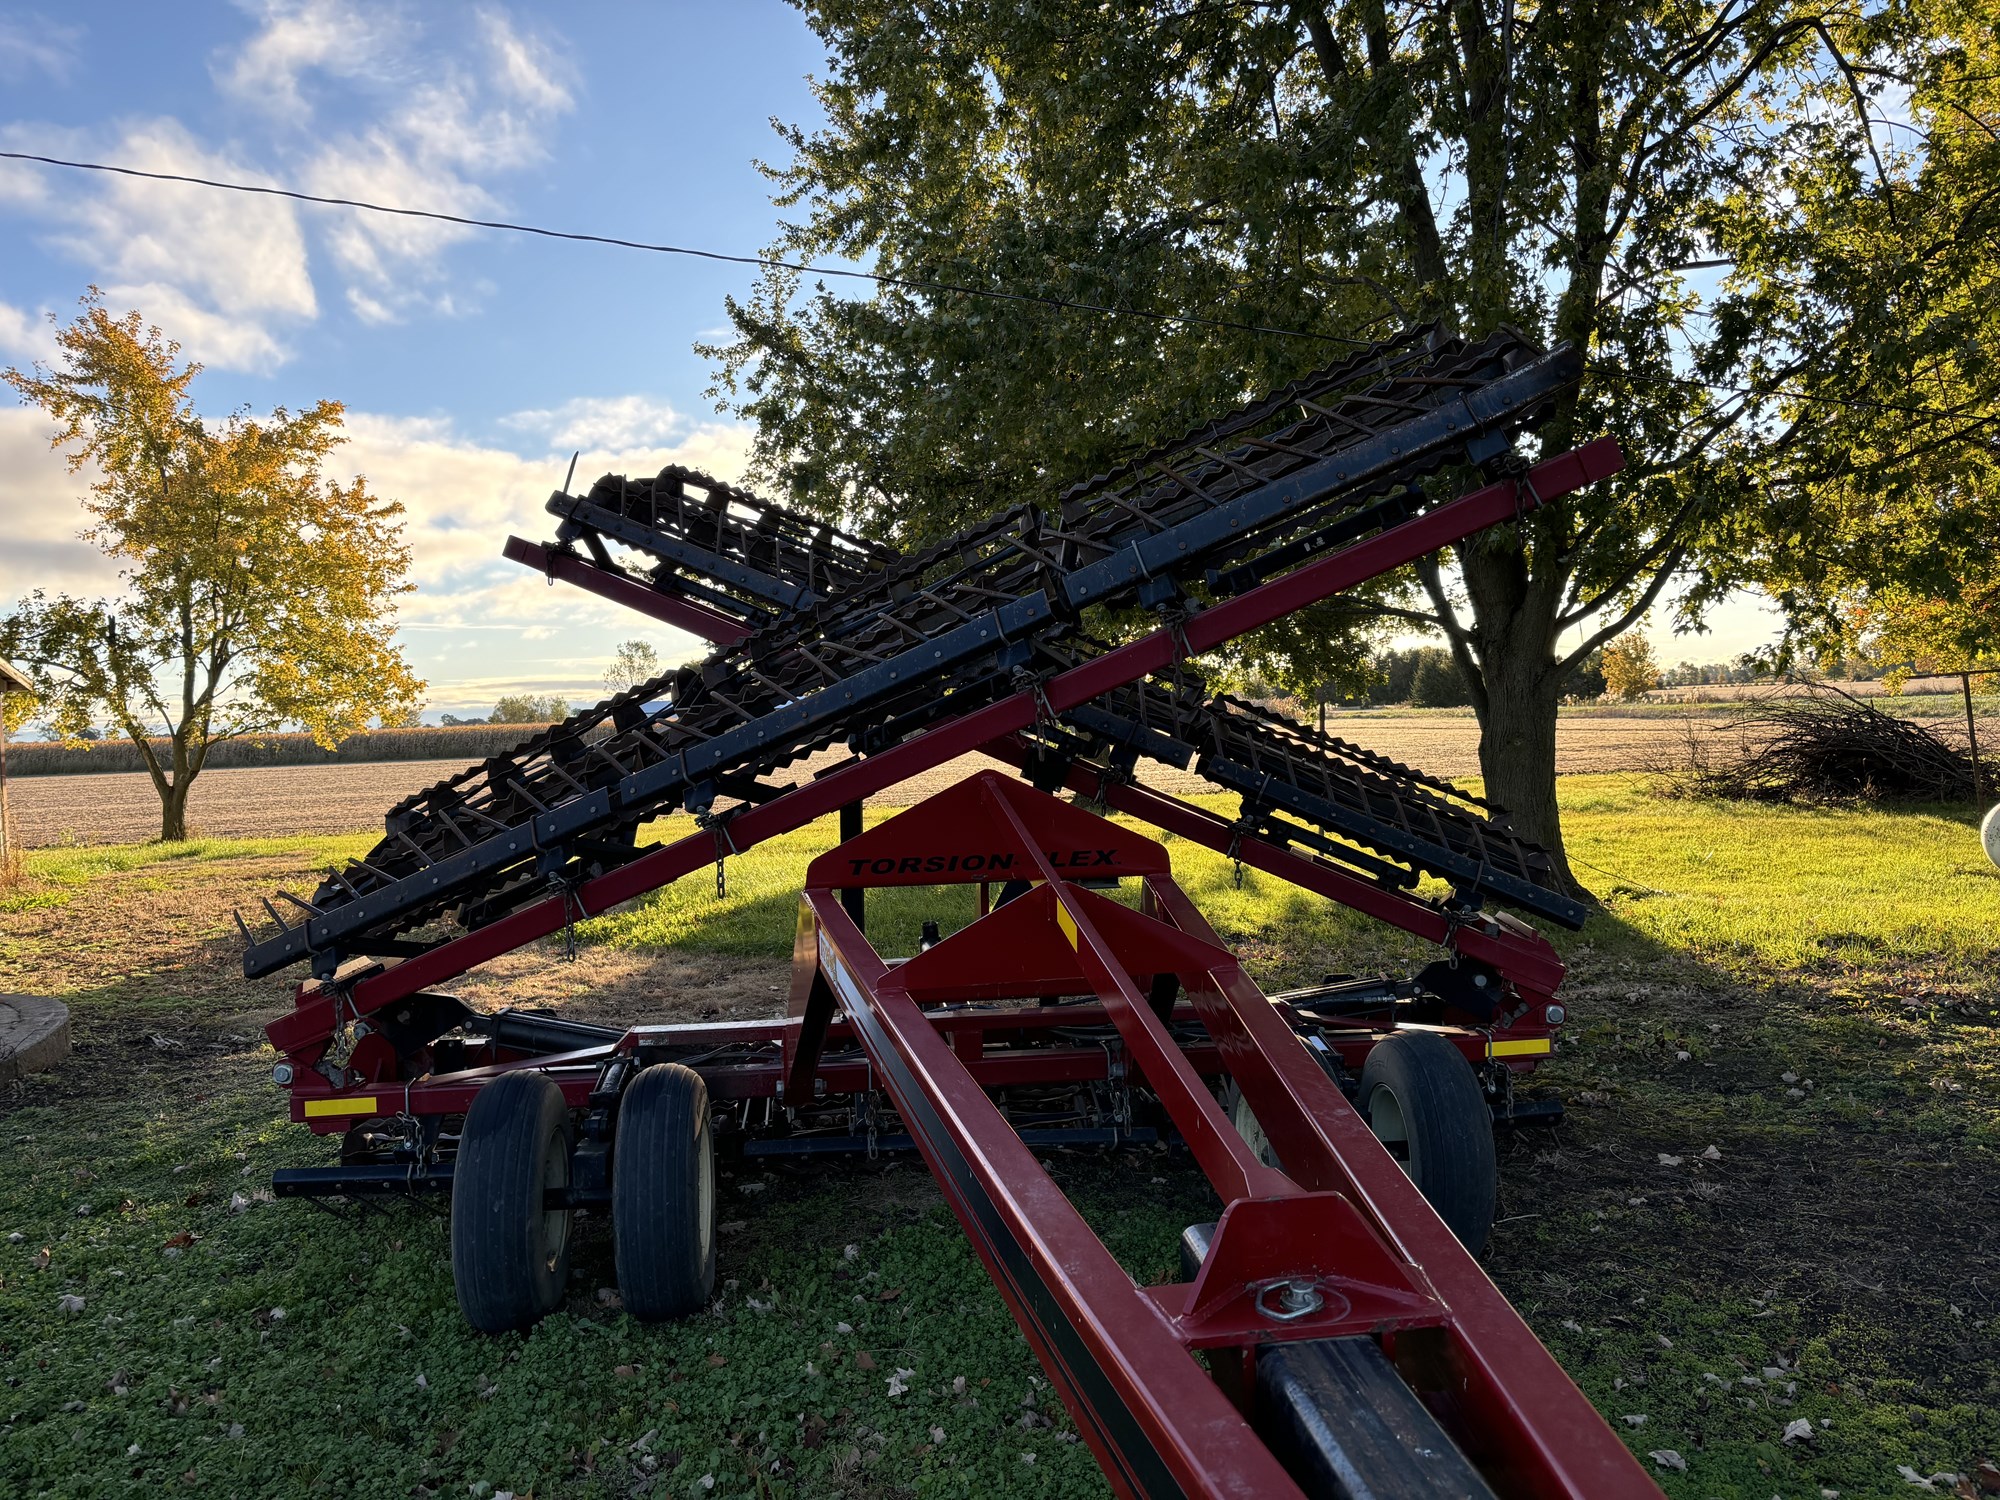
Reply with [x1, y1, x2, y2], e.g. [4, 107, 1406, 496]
[1358, 1033, 1497, 1254]
[450, 1070, 575, 1332]
[613, 1063, 718, 1321]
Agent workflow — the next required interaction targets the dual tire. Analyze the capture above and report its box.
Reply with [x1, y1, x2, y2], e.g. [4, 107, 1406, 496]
[449, 1064, 717, 1333]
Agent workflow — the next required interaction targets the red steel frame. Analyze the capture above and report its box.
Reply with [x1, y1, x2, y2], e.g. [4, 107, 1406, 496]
[774, 771, 1659, 1499]
[268, 438, 1620, 1075]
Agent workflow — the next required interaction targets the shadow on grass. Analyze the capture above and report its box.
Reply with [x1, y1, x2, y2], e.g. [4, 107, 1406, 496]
[3, 790, 1994, 1498]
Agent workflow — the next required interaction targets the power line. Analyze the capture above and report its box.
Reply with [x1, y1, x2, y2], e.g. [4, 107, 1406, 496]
[0, 148, 1372, 349]
[5, 148, 1995, 431]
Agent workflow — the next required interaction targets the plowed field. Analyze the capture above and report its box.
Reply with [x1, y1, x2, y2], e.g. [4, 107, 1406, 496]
[5, 713, 1697, 848]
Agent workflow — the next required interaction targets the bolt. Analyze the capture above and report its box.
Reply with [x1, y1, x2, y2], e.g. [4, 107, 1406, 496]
[1276, 1279, 1322, 1317]
[1545, 1004, 1566, 1025]
[271, 1063, 294, 1086]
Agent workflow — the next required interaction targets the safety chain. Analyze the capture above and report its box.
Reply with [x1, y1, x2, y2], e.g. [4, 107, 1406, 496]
[547, 873, 585, 961]
[699, 810, 741, 899]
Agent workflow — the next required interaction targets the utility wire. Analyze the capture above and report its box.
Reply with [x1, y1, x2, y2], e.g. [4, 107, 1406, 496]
[6, 148, 1997, 430]
[0, 148, 1373, 349]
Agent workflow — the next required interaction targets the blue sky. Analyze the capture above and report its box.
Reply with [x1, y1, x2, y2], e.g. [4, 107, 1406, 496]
[0, 2, 1779, 722]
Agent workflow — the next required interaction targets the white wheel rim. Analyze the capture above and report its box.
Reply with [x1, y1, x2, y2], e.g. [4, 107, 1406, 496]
[1982, 804, 2000, 872]
[1230, 1090, 1279, 1170]
[540, 1128, 570, 1272]
[1368, 1084, 1415, 1179]
[697, 1119, 715, 1268]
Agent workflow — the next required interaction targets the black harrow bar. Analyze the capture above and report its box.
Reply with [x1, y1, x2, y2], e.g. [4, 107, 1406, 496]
[243, 328, 1580, 980]
[545, 463, 895, 631]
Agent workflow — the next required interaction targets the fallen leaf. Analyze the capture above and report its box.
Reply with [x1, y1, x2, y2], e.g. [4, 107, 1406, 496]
[594, 1287, 622, 1310]
[887, 1368, 913, 1397]
[875, 1287, 902, 1303]
[854, 1350, 876, 1371]
[614, 1365, 636, 1379]
[1782, 1419, 1814, 1443]
[1700, 1144, 1723, 1161]
[706, 1354, 727, 1368]
[33, 1247, 50, 1271]
[1657, 1154, 1684, 1167]
[164, 1231, 194, 1249]
[1650, 1450, 1687, 1472]
[57, 1293, 85, 1314]
[1623, 1414, 1648, 1427]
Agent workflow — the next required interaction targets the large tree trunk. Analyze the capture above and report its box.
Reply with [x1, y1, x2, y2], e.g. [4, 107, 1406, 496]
[1454, 533, 1590, 898]
[1474, 651, 1578, 892]
[160, 778, 192, 842]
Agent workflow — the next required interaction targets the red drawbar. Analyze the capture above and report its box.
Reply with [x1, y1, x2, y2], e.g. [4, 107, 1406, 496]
[782, 773, 1661, 1499]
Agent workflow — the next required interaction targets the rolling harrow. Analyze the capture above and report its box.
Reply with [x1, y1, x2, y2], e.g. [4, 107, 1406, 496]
[244, 325, 1662, 1497]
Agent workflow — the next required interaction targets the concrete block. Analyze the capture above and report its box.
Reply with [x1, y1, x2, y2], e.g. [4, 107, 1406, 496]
[0, 994, 70, 1083]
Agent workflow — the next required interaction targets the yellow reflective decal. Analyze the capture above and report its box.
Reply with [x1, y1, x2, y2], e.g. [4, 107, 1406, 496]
[1055, 900, 1079, 951]
[303, 1096, 379, 1118]
[1487, 1038, 1552, 1058]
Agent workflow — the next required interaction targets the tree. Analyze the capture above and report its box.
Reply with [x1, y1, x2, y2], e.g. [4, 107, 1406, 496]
[1, 292, 422, 841]
[703, 0, 1996, 890]
[1848, 584, 2000, 690]
[490, 693, 570, 724]
[1410, 650, 1474, 708]
[1600, 636, 1662, 701]
[605, 639, 662, 695]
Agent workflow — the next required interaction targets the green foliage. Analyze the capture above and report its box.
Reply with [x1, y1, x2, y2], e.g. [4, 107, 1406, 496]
[1409, 650, 1475, 708]
[490, 694, 571, 724]
[701, 0, 2000, 877]
[1, 291, 422, 839]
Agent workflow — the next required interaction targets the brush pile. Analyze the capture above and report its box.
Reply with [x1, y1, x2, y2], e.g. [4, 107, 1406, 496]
[1667, 684, 1977, 803]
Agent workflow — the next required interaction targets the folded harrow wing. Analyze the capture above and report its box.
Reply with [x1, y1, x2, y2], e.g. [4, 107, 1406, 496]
[242, 327, 1663, 1497]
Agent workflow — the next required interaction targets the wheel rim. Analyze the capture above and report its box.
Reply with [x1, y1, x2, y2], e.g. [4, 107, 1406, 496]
[1368, 1084, 1416, 1177]
[1230, 1090, 1279, 1169]
[540, 1127, 570, 1273]
[697, 1119, 715, 1270]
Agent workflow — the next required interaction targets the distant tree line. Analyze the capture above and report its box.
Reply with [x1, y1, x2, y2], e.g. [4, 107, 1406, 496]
[441, 693, 572, 728]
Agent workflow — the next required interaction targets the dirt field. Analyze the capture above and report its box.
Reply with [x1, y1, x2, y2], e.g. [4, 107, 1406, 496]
[5, 713, 1698, 848]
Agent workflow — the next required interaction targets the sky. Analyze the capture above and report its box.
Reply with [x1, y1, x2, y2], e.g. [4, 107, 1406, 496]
[0, 1, 1782, 725]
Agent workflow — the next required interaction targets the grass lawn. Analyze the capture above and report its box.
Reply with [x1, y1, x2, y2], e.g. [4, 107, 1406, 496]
[1, 776, 1996, 1498]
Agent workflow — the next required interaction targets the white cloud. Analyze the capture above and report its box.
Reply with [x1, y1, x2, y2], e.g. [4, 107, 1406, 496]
[0, 12, 81, 83]
[0, 301, 60, 364]
[480, 10, 574, 114]
[0, 118, 315, 371]
[0, 407, 127, 603]
[214, 0, 412, 115]
[503, 396, 704, 454]
[0, 399, 751, 710]
[249, 3, 578, 323]
[0, 6, 581, 362]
